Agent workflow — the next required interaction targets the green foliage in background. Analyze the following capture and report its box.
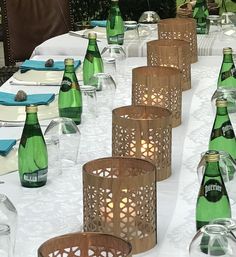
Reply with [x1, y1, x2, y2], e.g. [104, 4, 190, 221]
[71, 0, 176, 22]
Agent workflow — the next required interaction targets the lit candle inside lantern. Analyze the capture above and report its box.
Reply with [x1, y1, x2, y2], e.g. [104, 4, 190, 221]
[101, 189, 135, 223]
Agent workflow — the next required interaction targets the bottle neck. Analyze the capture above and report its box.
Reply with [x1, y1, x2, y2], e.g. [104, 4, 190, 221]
[111, 1, 119, 8]
[65, 64, 75, 73]
[223, 53, 234, 63]
[205, 161, 221, 177]
[25, 112, 39, 125]
[216, 106, 228, 116]
[88, 38, 97, 47]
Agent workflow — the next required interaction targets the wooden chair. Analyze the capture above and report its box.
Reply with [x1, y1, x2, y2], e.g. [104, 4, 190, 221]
[0, 0, 74, 66]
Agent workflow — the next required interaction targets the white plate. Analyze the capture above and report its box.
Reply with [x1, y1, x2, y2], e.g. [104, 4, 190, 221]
[13, 66, 82, 84]
[0, 148, 18, 175]
[0, 96, 58, 122]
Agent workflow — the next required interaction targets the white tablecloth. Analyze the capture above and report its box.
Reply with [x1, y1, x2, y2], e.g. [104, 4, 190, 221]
[31, 27, 236, 58]
[0, 56, 236, 257]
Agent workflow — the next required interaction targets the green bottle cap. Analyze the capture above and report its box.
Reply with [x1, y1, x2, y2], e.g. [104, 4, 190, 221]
[25, 105, 38, 113]
[216, 98, 227, 107]
[205, 150, 220, 162]
[223, 47, 232, 54]
[88, 32, 97, 39]
[64, 58, 74, 66]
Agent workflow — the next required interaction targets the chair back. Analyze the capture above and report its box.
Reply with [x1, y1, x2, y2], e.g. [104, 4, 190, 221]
[1, 0, 73, 65]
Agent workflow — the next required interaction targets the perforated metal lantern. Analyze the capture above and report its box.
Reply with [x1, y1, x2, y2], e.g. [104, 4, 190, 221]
[83, 157, 157, 254]
[112, 105, 172, 181]
[132, 66, 181, 127]
[147, 39, 191, 91]
[158, 18, 198, 63]
[38, 232, 132, 257]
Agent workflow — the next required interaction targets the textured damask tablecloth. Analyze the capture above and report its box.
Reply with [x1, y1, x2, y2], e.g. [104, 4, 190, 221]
[31, 26, 236, 58]
[1, 56, 236, 257]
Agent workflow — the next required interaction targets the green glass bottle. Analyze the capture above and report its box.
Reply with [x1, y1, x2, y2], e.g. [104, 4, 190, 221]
[83, 32, 104, 85]
[18, 105, 48, 188]
[217, 47, 236, 89]
[196, 150, 231, 231]
[193, 0, 209, 34]
[59, 58, 82, 125]
[106, 0, 125, 45]
[209, 98, 236, 161]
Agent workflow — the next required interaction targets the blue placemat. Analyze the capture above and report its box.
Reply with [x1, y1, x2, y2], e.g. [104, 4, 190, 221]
[0, 92, 55, 106]
[20, 60, 81, 72]
[90, 20, 107, 27]
[0, 139, 16, 156]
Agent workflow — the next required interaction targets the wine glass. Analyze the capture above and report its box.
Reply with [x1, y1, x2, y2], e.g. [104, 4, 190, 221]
[87, 73, 116, 115]
[197, 151, 236, 205]
[0, 224, 11, 257]
[44, 117, 81, 175]
[189, 224, 236, 257]
[0, 194, 17, 257]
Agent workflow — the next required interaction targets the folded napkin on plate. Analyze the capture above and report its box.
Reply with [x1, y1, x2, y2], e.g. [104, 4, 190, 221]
[0, 139, 16, 156]
[0, 92, 55, 106]
[20, 60, 81, 72]
[90, 20, 107, 27]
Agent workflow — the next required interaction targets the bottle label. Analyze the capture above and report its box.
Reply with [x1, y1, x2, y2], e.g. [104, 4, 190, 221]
[202, 179, 224, 202]
[108, 34, 124, 44]
[23, 168, 47, 183]
[61, 77, 79, 91]
[211, 121, 235, 140]
[85, 50, 101, 63]
[221, 65, 236, 81]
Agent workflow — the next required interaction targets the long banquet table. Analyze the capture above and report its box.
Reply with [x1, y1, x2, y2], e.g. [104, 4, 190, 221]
[1, 55, 236, 257]
[31, 26, 236, 58]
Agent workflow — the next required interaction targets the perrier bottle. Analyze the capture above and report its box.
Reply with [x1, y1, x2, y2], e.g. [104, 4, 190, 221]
[83, 32, 104, 85]
[217, 47, 236, 89]
[196, 150, 231, 231]
[18, 105, 48, 188]
[193, 0, 209, 34]
[59, 58, 82, 125]
[209, 98, 236, 161]
[106, 0, 124, 45]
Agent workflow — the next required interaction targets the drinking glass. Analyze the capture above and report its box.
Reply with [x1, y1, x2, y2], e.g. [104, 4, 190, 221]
[44, 117, 81, 174]
[138, 11, 160, 31]
[101, 45, 126, 76]
[197, 151, 236, 205]
[0, 194, 17, 256]
[80, 85, 97, 117]
[189, 224, 236, 257]
[124, 21, 139, 41]
[0, 224, 11, 257]
[87, 73, 116, 114]
[207, 15, 222, 33]
[101, 57, 116, 79]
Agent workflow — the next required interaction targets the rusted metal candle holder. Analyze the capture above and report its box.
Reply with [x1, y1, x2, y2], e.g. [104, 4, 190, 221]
[38, 232, 132, 257]
[132, 66, 181, 127]
[147, 39, 191, 91]
[112, 105, 172, 181]
[158, 18, 198, 63]
[83, 157, 157, 254]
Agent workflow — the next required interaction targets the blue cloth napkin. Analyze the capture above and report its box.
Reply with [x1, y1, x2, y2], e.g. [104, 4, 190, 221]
[20, 60, 81, 72]
[0, 139, 16, 156]
[0, 92, 55, 106]
[90, 20, 107, 27]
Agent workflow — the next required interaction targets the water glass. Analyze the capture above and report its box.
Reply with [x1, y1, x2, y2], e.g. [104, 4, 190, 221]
[138, 11, 160, 31]
[101, 57, 116, 79]
[80, 85, 97, 117]
[207, 15, 222, 33]
[0, 224, 11, 257]
[44, 117, 81, 173]
[189, 224, 236, 257]
[101, 45, 126, 76]
[124, 21, 139, 41]
[88, 73, 116, 114]
[0, 194, 17, 255]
